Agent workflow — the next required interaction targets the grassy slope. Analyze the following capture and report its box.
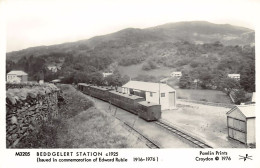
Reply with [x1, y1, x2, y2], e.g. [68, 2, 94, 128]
[118, 64, 175, 78]
[18, 84, 146, 148]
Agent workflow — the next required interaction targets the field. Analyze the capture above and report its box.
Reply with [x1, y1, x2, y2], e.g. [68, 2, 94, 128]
[175, 88, 233, 104]
[18, 84, 146, 148]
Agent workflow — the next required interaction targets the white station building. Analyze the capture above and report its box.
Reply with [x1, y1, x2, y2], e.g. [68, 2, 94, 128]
[122, 80, 176, 110]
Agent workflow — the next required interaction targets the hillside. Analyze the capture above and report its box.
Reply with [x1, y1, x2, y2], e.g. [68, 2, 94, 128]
[7, 21, 254, 61]
[6, 21, 255, 92]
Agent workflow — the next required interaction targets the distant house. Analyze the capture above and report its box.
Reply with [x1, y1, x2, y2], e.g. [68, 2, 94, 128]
[226, 104, 255, 145]
[171, 71, 182, 78]
[122, 80, 176, 110]
[228, 74, 240, 80]
[50, 79, 61, 84]
[47, 65, 58, 73]
[102, 72, 113, 78]
[7, 70, 28, 83]
[201, 54, 208, 58]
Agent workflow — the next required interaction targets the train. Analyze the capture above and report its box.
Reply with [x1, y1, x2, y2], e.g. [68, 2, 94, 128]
[77, 83, 161, 121]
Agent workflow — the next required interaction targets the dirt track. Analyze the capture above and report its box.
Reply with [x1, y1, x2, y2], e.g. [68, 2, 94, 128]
[162, 100, 246, 148]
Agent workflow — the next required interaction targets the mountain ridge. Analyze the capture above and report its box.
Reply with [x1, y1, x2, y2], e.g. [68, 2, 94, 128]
[6, 21, 255, 62]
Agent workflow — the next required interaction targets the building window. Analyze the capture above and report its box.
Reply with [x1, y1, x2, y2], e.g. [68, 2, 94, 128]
[161, 93, 165, 97]
[150, 92, 153, 97]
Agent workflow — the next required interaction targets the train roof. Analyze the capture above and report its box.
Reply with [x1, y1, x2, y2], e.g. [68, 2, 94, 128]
[138, 101, 160, 107]
[89, 85, 113, 91]
[109, 90, 144, 100]
[78, 83, 90, 86]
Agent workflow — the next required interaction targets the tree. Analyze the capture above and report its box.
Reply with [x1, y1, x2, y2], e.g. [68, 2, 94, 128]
[121, 75, 130, 85]
[198, 72, 213, 89]
[211, 70, 226, 89]
[179, 73, 192, 89]
[219, 78, 241, 95]
[240, 63, 255, 92]
[233, 89, 250, 105]
[104, 70, 125, 86]
[6, 60, 15, 73]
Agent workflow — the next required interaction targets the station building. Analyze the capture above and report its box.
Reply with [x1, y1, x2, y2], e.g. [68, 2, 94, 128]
[122, 80, 176, 110]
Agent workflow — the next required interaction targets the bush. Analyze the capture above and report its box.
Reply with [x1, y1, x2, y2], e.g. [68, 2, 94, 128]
[179, 73, 192, 89]
[142, 60, 157, 71]
[190, 61, 200, 68]
[200, 98, 207, 102]
[233, 89, 250, 105]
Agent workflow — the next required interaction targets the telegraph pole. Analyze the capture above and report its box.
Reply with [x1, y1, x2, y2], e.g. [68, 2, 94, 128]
[158, 82, 161, 105]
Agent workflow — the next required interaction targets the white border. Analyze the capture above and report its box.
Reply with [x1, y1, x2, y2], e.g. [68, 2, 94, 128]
[1, 0, 259, 167]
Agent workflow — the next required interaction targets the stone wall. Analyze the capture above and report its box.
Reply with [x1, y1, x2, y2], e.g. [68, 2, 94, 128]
[6, 84, 59, 148]
[6, 82, 49, 90]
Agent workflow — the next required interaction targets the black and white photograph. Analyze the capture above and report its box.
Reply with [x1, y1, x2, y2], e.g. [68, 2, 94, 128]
[0, 0, 259, 167]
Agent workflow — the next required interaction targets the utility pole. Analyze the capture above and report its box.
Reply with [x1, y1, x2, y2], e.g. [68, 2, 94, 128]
[158, 82, 161, 105]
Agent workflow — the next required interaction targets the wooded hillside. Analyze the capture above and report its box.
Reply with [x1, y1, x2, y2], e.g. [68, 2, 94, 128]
[6, 21, 255, 92]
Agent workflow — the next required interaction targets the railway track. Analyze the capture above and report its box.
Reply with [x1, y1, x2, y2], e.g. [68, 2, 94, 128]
[154, 120, 212, 148]
[114, 116, 160, 149]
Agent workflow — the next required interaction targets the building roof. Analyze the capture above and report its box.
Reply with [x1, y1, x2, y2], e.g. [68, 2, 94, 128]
[7, 70, 28, 76]
[51, 79, 61, 83]
[172, 71, 182, 74]
[228, 74, 240, 76]
[227, 104, 255, 118]
[122, 80, 175, 93]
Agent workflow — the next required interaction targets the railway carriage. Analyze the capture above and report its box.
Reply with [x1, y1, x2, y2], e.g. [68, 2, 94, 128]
[138, 101, 161, 121]
[77, 83, 161, 122]
[88, 85, 112, 102]
[77, 83, 85, 91]
[78, 83, 91, 94]
[109, 90, 145, 114]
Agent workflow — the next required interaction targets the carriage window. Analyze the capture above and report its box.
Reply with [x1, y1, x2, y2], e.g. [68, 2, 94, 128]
[150, 92, 153, 97]
[161, 93, 165, 97]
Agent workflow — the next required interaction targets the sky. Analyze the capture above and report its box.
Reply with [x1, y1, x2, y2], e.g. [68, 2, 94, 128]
[4, 0, 260, 52]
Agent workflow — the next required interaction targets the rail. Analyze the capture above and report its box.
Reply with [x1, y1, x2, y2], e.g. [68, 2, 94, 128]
[114, 116, 160, 149]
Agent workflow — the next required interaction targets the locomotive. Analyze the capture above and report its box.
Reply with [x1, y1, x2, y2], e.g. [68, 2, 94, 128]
[77, 83, 161, 121]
